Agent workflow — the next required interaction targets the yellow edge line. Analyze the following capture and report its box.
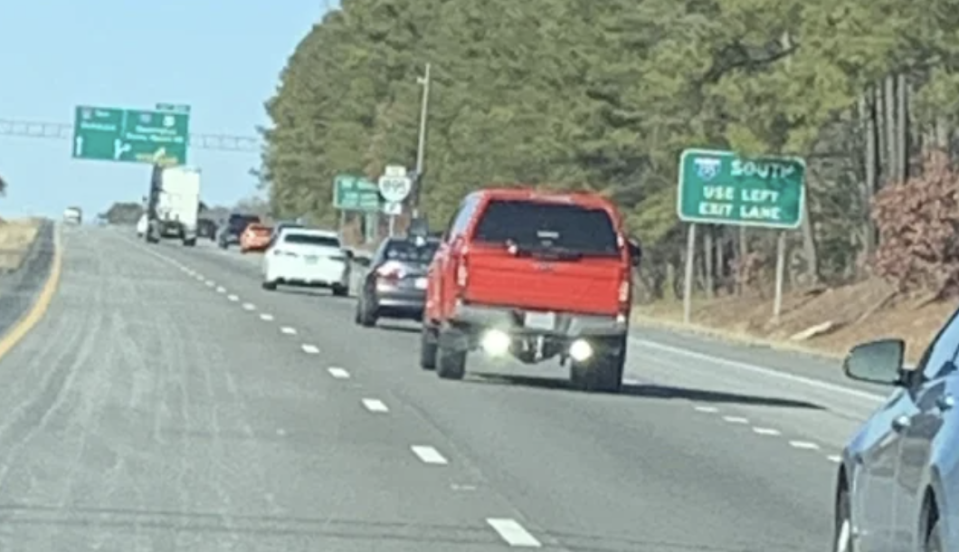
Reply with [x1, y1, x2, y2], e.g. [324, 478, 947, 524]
[0, 223, 63, 360]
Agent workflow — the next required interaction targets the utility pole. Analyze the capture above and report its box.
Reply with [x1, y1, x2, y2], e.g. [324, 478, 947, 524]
[412, 62, 431, 218]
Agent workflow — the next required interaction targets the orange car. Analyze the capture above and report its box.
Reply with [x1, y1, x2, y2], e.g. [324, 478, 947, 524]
[240, 223, 273, 253]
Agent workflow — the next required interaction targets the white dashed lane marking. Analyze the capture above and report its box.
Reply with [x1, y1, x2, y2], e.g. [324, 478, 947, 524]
[486, 518, 542, 548]
[205, 280, 215, 287]
[410, 446, 448, 465]
[280, 326, 297, 335]
[694, 405, 719, 413]
[259, 313, 274, 321]
[789, 440, 821, 450]
[242, 303, 256, 311]
[828, 455, 842, 463]
[361, 398, 389, 413]
[722, 416, 749, 424]
[752, 427, 781, 436]
[228, 294, 239, 301]
[216, 286, 226, 293]
[327, 367, 350, 379]
[301, 344, 320, 354]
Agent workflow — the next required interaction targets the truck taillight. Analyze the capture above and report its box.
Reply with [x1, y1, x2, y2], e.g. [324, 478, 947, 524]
[619, 279, 630, 303]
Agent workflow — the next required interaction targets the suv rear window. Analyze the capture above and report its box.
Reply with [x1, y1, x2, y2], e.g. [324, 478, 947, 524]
[229, 215, 260, 229]
[384, 240, 439, 263]
[283, 233, 340, 248]
[472, 199, 619, 255]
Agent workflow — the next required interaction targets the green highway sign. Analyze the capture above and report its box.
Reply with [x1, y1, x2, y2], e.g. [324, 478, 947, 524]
[156, 103, 191, 114]
[677, 148, 806, 229]
[333, 174, 381, 211]
[72, 105, 190, 165]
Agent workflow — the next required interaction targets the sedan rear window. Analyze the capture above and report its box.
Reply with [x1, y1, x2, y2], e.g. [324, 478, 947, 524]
[384, 240, 439, 263]
[472, 199, 619, 255]
[283, 233, 341, 248]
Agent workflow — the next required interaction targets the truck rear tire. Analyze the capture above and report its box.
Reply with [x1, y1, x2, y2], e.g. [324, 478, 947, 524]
[183, 238, 197, 247]
[570, 336, 626, 393]
[436, 340, 466, 380]
[420, 325, 438, 370]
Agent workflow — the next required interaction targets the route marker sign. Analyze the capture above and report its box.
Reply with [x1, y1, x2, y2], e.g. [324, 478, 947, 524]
[333, 174, 381, 212]
[72, 106, 190, 165]
[677, 148, 806, 229]
[378, 164, 412, 203]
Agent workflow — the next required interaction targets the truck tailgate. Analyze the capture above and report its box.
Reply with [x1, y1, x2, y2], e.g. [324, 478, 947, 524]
[463, 246, 622, 315]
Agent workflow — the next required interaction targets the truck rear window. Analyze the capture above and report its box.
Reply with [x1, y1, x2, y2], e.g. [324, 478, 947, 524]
[472, 200, 620, 255]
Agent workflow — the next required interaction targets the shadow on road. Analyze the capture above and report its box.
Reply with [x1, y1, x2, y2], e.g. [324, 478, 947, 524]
[375, 322, 421, 334]
[468, 373, 824, 410]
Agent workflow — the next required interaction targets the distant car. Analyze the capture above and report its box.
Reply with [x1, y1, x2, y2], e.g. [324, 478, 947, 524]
[197, 218, 218, 241]
[240, 223, 273, 253]
[833, 314, 959, 552]
[261, 228, 352, 296]
[62, 206, 82, 225]
[267, 221, 305, 248]
[355, 236, 440, 327]
[217, 213, 261, 249]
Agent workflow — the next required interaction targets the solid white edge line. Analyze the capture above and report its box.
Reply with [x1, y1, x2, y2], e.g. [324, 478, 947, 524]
[631, 337, 885, 402]
[486, 518, 542, 548]
[301, 344, 320, 354]
[327, 367, 350, 379]
[410, 445, 448, 465]
[361, 398, 389, 412]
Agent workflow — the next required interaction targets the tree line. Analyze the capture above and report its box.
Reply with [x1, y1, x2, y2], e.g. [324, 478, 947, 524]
[258, 0, 959, 300]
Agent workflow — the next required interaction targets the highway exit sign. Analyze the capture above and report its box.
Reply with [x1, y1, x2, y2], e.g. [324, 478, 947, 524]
[72, 105, 190, 165]
[677, 148, 806, 229]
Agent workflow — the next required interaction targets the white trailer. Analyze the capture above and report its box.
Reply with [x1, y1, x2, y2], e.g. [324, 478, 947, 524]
[146, 165, 201, 246]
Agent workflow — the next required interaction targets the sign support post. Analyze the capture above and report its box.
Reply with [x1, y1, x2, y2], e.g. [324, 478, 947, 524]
[773, 231, 786, 323]
[683, 223, 697, 324]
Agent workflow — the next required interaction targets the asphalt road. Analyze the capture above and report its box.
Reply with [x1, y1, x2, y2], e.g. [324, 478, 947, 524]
[0, 226, 889, 550]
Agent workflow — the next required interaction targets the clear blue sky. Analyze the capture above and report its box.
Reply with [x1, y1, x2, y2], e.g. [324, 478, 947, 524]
[0, 0, 335, 219]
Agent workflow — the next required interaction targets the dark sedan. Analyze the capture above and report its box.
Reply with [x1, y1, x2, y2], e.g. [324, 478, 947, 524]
[354, 236, 440, 327]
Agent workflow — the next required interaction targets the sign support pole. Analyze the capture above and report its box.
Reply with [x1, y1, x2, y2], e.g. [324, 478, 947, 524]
[773, 231, 786, 323]
[388, 215, 396, 237]
[683, 223, 697, 324]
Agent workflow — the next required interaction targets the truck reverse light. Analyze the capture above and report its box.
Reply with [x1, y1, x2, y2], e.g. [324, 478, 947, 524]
[569, 339, 593, 362]
[481, 329, 511, 356]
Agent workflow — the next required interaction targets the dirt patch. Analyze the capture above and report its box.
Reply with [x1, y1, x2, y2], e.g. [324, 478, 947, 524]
[635, 279, 958, 365]
[0, 218, 42, 272]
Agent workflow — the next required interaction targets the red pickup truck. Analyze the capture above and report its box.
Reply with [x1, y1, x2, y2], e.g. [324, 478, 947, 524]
[420, 188, 641, 393]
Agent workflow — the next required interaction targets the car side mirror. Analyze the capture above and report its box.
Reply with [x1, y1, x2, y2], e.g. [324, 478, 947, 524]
[843, 338, 906, 385]
[628, 239, 642, 268]
[343, 249, 355, 260]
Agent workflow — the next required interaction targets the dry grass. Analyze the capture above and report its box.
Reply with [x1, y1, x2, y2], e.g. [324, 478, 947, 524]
[0, 218, 42, 271]
[634, 279, 959, 365]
